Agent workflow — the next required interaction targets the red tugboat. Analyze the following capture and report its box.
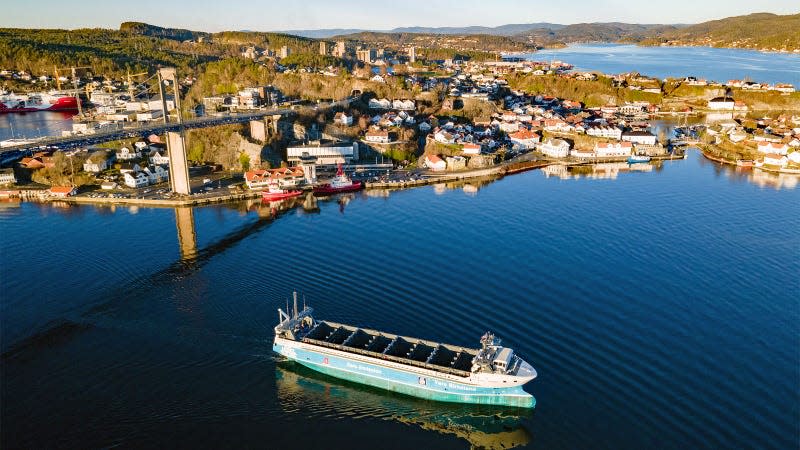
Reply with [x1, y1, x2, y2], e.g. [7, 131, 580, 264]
[262, 183, 302, 201]
[313, 164, 363, 195]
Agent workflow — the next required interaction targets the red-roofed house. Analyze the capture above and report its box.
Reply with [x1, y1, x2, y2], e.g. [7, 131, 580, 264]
[49, 186, 76, 197]
[509, 130, 541, 149]
[461, 143, 482, 155]
[757, 141, 788, 155]
[424, 154, 446, 171]
[244, 167, 305, 189]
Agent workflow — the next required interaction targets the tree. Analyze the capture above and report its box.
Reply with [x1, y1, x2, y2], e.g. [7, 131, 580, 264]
[239, 152, 251, 171]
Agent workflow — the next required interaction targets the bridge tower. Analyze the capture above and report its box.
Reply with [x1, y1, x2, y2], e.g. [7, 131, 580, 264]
[157, 67, 191, 195]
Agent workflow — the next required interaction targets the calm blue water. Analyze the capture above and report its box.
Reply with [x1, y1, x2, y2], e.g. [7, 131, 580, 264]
[524, 44, 800, 85]
[1, 152, 798, 449]
[0, 111, 75, 141]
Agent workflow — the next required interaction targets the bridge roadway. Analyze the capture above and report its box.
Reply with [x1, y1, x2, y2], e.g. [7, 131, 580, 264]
[0, 97, 354, 154]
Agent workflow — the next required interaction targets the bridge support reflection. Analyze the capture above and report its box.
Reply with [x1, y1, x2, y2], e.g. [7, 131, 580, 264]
[174, 207, 198, 261]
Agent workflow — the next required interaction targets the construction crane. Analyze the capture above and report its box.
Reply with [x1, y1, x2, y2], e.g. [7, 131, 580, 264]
[125, 70, 149, 101]
[53, 66, 92, 118]
[53, 65, 91, 91]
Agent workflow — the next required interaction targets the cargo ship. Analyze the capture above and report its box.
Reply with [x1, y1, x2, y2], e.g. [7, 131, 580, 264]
[273, 294, 537, 408]
[0, 91, 79, 113]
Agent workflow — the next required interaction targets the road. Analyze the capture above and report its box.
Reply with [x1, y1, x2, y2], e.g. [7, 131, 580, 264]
[0, 97, 354, 154]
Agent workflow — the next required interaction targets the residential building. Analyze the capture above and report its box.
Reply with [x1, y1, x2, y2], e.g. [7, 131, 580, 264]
[123, 171, 149, 188]
[83, 151, 114, 173]
[408, 46, 416, 63]
[334, 112, 353, 126]
[571, 148, 596, 159]
[357, 48, 377, 63]
[621, 130, 657, 145]
[708, 97, 736, 110]
[757, 141, 789, 155]
[149, 149, 170, 165]
[48, 186, 76, 197]
[763, 153, 788, 167]
[319, 41, 328, 56]
[244, 167, 303, 189]
[0, 168, 16, 185]
[594, 141, 633, 157]
[509, 129, 540, 149]
[279, 46, 290, 59]
[540, 139, 570, 158]
[365, 130, 390, 143]
[424, 154, 446, 171]
[333, 41, 346, 58]
[587, 125, 622, 140]
[116, 146, 140, 160]
[462, 143, 482, 155]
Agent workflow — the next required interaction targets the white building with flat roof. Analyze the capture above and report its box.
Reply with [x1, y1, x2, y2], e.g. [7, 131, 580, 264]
[287, 141, 359, 166]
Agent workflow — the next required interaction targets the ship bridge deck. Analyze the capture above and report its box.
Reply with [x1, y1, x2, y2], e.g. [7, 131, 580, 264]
[301, 321, 477, 378]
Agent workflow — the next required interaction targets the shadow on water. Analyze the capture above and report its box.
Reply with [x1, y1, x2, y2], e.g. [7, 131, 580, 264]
[275, 360, 534, 450]
[1, 319, 91, 361]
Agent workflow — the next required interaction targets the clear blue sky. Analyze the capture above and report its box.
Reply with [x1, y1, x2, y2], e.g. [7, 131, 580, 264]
[3, 0, 797, 31]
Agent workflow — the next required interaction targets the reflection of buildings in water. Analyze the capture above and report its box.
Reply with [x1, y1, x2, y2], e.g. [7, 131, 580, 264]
[174, 207, 198, 261]
[433, 183, 447, 195]
[542, 162, 654, 180]
[749, 169, 799, 190]
[275, 362, 533, 450]
[302, 192, 319, 212]
[364, 188, 390, 198]
[337, 193, 354, 214]
[462, 183, 479, 196]
[128, 205, 139, 214]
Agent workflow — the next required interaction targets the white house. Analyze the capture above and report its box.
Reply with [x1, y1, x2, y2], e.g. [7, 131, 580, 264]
[787, 151, 800, 165]
[509, 130, 540, 149]
[587, 125, 622, 140]
[142, 165, 169, 184]
[368, 98, 391, 109]
[149, 150, 170, 165]
[462, 143, 482, 155]
[498, 121, 519, 133]
[434, 130, 455, 144]
[83, 151, 114, 173]
[708, 97, 736, 110]
[115, 146, 140, 160]
[621, 131, 657, 145]
[763, 153, 788, 167]
[540, 138, 570, 158]
[370, 74, 386, 83]
[424, 154, 446, 171]
[757, 141, 789, 155]
[123, 171, 149, 188]
[594, 141, 633, 157]
[392, 99, 415, 111]
[365, 130, 390, 143]
[571, 148, 596, 159]
[335, 112, 353, 126]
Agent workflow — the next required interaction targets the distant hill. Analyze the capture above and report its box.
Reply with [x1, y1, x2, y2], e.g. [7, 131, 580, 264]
[332, 31, 536, 53]
[280, 23, 565, 38]
[120, 21, 209, 41]
[641, 12, 800, 51]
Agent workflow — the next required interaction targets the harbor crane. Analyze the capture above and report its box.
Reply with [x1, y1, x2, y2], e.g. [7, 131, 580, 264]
[53, 66, 92, 91]
[125, 70, 149, 101]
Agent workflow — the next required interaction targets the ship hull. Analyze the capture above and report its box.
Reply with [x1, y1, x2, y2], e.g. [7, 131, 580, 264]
[274, 338, 535, 408]
[313, 181, 363, 195]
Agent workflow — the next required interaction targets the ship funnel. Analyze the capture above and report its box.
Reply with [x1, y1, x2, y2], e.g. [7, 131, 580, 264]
[293, 291, 298, 319]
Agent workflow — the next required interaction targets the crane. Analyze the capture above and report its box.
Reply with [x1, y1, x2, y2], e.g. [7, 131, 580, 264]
[53, 65, 91, 91]
[125, 70, 149, 101]
[53, 66, 92, 118]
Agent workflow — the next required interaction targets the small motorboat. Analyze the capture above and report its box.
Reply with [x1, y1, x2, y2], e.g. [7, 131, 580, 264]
[627, 154, 651, 164]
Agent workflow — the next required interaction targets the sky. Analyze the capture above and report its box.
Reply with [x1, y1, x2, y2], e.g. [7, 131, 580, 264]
[3, 0, 798, 31]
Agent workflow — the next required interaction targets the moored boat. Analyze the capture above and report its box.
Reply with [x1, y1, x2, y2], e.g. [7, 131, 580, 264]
[262, 184, 302, 201]
[736, 159, 754, 168]
[628, 154, 651, 164]
[313, 164, 362, 195]
[273, 293, 537, 408]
